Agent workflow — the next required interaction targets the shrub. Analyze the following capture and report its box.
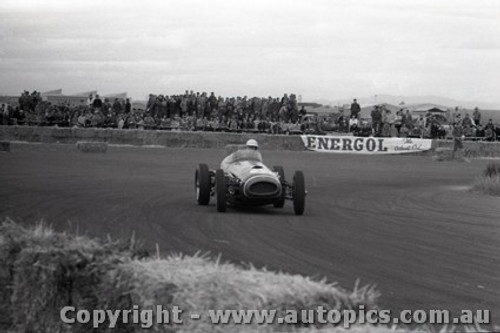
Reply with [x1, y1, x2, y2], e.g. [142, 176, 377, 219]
[471, 176, 500, 197]
[470, 162, 500, 196]
[483, 161, 500, 177]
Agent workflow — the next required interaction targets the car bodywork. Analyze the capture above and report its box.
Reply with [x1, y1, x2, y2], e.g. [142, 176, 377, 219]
[195, 148, 306, 215]
[220, 150, 282, 204]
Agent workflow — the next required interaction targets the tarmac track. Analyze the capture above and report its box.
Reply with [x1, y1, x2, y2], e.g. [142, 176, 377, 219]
[0, 143, 499, 323]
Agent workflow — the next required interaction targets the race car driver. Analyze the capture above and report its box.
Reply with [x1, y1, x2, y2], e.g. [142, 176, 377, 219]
[245, 139, 259, 151]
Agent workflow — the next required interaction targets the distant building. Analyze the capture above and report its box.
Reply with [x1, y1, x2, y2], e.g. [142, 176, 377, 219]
[359, 103, 451, 121]
[406, 103, 450, 121]
[40, 90, 128, 106]
[406, 103, 448, 114]
[101, 93, 127, 103]
[41, 89, 96, 106]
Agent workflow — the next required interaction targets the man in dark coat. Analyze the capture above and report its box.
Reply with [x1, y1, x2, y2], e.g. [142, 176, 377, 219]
[350, 99, 361, 119]
[370, 105, 382, 136]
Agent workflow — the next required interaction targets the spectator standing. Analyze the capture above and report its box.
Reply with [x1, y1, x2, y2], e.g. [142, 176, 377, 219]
[428, 116, 440, 139]
[370, 105, 382, 136]
[208, 92, 218, 116]
[288, 94, 299, 123]
[472, 107, 481, 126]
[384, 109, 397, 136]
[2, 105, 9, 125]
[394, 110, 403, 135]
[125, 98, 131, 114]
[146, 94, 156, 112]
[350, 99, 361, 119]
[173, 95, 182, 117]
[180, 94, 189, 117]
[103, 98, 112, 116]
[197, 92, 207, 119]
[92, 94, 103, 112]
[112, 98, 122, 114]
[188, 92, 197, 116]
[402, 109, 414, 131]
[158, 96, 168, 118]
[299, 106, 307, 120]
[416, 115, 426, 138]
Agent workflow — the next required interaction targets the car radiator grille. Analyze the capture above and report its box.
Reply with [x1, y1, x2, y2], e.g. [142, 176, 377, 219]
[248, 182, 279, 196]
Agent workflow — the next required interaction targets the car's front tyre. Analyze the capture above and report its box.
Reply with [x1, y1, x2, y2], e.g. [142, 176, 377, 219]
[195, 164, 211, 205]
[293, 171, 305, 216]
[216, 169, 227, 212]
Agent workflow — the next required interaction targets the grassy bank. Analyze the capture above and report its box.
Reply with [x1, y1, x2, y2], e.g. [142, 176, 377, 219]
[471, 162, 500, 196]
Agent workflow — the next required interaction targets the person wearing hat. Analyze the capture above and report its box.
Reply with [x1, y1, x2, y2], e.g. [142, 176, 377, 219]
[472, 107, 481, 126]
[370, 105, 383, 136]
[246, 139, 259, 150]
[221, 139, 261, 170]
[350, 98, 360, 119]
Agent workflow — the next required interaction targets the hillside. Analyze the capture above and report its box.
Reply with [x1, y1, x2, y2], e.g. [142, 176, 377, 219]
[312, 94, 500, 110]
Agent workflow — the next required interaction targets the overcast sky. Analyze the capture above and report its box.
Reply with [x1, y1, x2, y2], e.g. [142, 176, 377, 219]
[0, 0, 499, 103]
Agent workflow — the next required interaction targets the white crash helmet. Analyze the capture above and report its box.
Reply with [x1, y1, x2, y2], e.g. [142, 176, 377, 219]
[246, 139, 259, 150]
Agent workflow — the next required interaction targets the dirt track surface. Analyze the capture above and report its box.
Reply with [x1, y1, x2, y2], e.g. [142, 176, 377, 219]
[1, 143, 499, 322]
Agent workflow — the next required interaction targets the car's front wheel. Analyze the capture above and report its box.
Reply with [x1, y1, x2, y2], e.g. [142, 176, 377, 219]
[195, 164, 211, 205]
[216, 169, 227, 212]
[293, 171, 305, 215]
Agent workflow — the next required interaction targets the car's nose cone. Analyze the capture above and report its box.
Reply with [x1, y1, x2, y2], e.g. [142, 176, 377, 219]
[243, 175, 281, 198]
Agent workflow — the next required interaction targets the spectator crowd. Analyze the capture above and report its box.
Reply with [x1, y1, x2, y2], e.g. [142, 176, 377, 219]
[342, 99, 498, 141]
[1, 90, 498, 141]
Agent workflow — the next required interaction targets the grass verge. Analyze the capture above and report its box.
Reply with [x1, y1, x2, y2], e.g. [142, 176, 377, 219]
[471, 162, 500, 196]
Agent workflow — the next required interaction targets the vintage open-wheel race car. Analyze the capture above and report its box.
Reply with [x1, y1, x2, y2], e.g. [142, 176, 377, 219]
[194, 148, 306, 215]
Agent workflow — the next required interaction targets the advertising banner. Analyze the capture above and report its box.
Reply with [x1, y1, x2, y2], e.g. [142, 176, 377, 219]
[301, 135, 433, 154]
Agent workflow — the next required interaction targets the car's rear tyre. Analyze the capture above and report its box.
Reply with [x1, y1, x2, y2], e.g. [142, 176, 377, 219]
[273, 166, 285, 208]
[293, 171, 305, 216]
[216, 169, 227, 212]
[195, 164, 211, 205]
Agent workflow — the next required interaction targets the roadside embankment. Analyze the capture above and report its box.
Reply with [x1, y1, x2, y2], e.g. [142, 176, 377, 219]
[433, 139, 500, 158]
[1, 125, 500, 157]
[0, 125, 305, 151]
[0, 219, 380, 333]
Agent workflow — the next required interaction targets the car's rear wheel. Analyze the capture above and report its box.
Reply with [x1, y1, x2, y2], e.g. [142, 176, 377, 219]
[216, 169, 227, 212]
[195, 164, 211, 205]
[293, 171, 305, 215]
[273, 166, 285, 208]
